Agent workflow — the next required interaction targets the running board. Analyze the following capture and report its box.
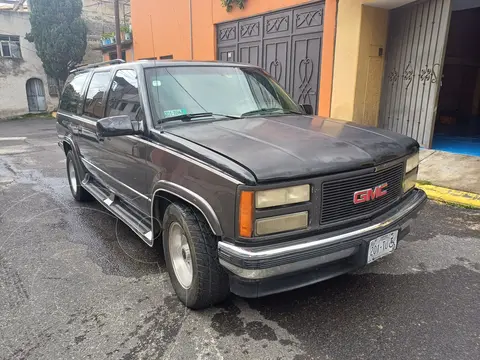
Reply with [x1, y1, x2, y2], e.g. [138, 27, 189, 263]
[82, 177, 153, 247]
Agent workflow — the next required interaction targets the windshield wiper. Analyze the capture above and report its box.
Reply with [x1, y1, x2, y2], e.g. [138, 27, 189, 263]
[158, 112, 241, 124]
[241, 108, 303, 117]
[213, 113, 242, 119]
[159, 112, 213, 123]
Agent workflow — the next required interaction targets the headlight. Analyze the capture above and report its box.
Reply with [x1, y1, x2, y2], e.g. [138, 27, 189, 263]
[404, 169, 417, 192]
[255, 185, 310, 209]
[406, 152, 419, 174]
[255, 212, 308, 236]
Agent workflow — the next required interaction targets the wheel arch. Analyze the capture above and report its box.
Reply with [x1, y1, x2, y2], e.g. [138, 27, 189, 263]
[62, 136, 86, 180]
[151, 181, 223, 242]
[62, 140, 73, 155]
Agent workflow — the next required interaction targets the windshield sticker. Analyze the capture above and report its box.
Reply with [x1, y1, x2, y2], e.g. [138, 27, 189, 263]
[164, 109, 187, 118]
[152, 80, 162, 87]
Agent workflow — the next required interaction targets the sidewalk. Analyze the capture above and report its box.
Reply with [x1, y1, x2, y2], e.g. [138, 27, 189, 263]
[417, 149, 480, 208]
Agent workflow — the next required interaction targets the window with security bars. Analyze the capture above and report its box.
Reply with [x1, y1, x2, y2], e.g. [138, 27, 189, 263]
[47, 76, 58, 96]
[0, 35, 22, 58]
[47, 75, 64, 97]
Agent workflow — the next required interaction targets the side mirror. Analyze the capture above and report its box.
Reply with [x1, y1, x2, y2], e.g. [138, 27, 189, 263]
[96, 115, 137, 138]
[300, 104, 314, 115]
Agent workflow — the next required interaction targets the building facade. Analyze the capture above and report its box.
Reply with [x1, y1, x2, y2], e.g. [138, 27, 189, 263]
[130, 0, 480, 150]
[0, 9, 56, 118]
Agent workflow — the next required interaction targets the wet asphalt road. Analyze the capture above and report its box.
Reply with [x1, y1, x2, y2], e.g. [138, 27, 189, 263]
[0, 118, 479, 360]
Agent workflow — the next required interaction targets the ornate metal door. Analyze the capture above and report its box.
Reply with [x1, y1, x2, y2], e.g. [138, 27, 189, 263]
[379, 0, 452, 148]
[217, 2, 324, 113]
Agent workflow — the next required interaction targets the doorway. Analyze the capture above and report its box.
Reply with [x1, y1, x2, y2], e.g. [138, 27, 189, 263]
[433, 5, 480, 156]
[26, 78, 47, 112]
[378, 0, 451, 148]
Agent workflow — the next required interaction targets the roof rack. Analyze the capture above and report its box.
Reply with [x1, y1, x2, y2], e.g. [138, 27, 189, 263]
[70, 59, 125, 73]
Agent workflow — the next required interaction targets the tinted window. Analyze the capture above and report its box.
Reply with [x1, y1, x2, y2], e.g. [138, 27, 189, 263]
[83, 71, 111, 119]
[59, 72, 89, 113]
[106, 70, 143, 122]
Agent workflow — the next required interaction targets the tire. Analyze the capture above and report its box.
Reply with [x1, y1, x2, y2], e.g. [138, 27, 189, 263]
[163, 202, 230, 309]
[66, 151, 92, 202]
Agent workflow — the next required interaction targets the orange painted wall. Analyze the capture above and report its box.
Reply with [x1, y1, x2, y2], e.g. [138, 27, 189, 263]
[126, 49, 134, 62]
[131, 0, 192, 60]
[131, 0, 336, 116]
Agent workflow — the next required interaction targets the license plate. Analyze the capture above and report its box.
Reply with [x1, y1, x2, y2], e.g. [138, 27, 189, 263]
[367, 231, 398, 264]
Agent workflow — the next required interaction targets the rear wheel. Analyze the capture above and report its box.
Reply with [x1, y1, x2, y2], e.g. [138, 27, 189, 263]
[66, 151, 92, 202]
[163, 202, 230, 309]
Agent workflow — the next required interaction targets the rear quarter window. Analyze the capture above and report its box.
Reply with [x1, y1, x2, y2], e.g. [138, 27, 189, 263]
[59, 72, 89, 113]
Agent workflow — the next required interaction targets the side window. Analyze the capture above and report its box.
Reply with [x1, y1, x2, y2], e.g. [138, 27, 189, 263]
[106, 69, 143, 122]
[59, 72, 89, 113]
[83, 71, 111, 119]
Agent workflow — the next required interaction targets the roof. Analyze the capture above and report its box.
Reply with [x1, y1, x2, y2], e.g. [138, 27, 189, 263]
[71, 59, 260, 74]
[135, 60, 258, 69]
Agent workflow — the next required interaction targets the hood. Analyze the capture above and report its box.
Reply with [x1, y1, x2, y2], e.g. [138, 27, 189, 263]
[164, 116, 419, 183]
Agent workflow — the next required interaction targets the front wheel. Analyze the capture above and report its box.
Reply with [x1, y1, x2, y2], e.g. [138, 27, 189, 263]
[163, 202, 230, 309]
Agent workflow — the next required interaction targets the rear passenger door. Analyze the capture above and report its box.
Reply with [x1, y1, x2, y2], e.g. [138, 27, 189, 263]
[77, 70, 112, 180]
[100, 69, 150, 213]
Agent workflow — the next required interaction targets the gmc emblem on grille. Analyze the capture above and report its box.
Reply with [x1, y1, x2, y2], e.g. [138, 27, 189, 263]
[353, 183, 388, 204]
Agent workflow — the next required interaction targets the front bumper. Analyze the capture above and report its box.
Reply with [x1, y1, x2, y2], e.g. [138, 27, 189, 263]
[218, 188, 427, 298]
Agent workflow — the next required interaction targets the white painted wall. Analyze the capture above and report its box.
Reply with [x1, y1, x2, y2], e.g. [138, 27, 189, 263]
[0, 10, 56, 118]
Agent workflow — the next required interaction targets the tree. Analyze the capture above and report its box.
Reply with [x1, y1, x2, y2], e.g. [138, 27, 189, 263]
[26, 0, 87, 83]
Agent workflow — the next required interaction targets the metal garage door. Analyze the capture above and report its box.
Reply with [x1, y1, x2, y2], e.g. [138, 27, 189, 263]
[379, 0, 451, 148]
[217, 2, 324, 113]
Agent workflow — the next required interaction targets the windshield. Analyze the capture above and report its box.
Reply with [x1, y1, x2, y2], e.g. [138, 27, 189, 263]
[145, 66, 303, 124]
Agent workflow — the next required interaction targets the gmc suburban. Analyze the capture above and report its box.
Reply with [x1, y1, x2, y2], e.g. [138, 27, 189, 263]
[56, 60, 426, 309]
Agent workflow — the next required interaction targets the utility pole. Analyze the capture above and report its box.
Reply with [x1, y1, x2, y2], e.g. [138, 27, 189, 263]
[114, 0, 122, 60]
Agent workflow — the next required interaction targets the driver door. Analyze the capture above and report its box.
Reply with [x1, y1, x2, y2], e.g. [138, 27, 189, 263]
[97, 69, 150, 213]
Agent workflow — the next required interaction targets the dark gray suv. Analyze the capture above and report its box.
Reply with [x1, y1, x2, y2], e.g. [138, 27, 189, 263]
[57, 59, 426, 309]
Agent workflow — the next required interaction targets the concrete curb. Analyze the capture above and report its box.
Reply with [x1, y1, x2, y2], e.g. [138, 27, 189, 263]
[416, 183, 480, 209]
[0, 113, 55, 123]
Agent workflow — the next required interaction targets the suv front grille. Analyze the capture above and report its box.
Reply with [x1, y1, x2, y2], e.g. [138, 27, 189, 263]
[320, 163, 404, 225]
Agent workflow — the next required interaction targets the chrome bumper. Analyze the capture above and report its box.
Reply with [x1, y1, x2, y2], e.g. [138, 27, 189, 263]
[218, 189, 427, 281]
